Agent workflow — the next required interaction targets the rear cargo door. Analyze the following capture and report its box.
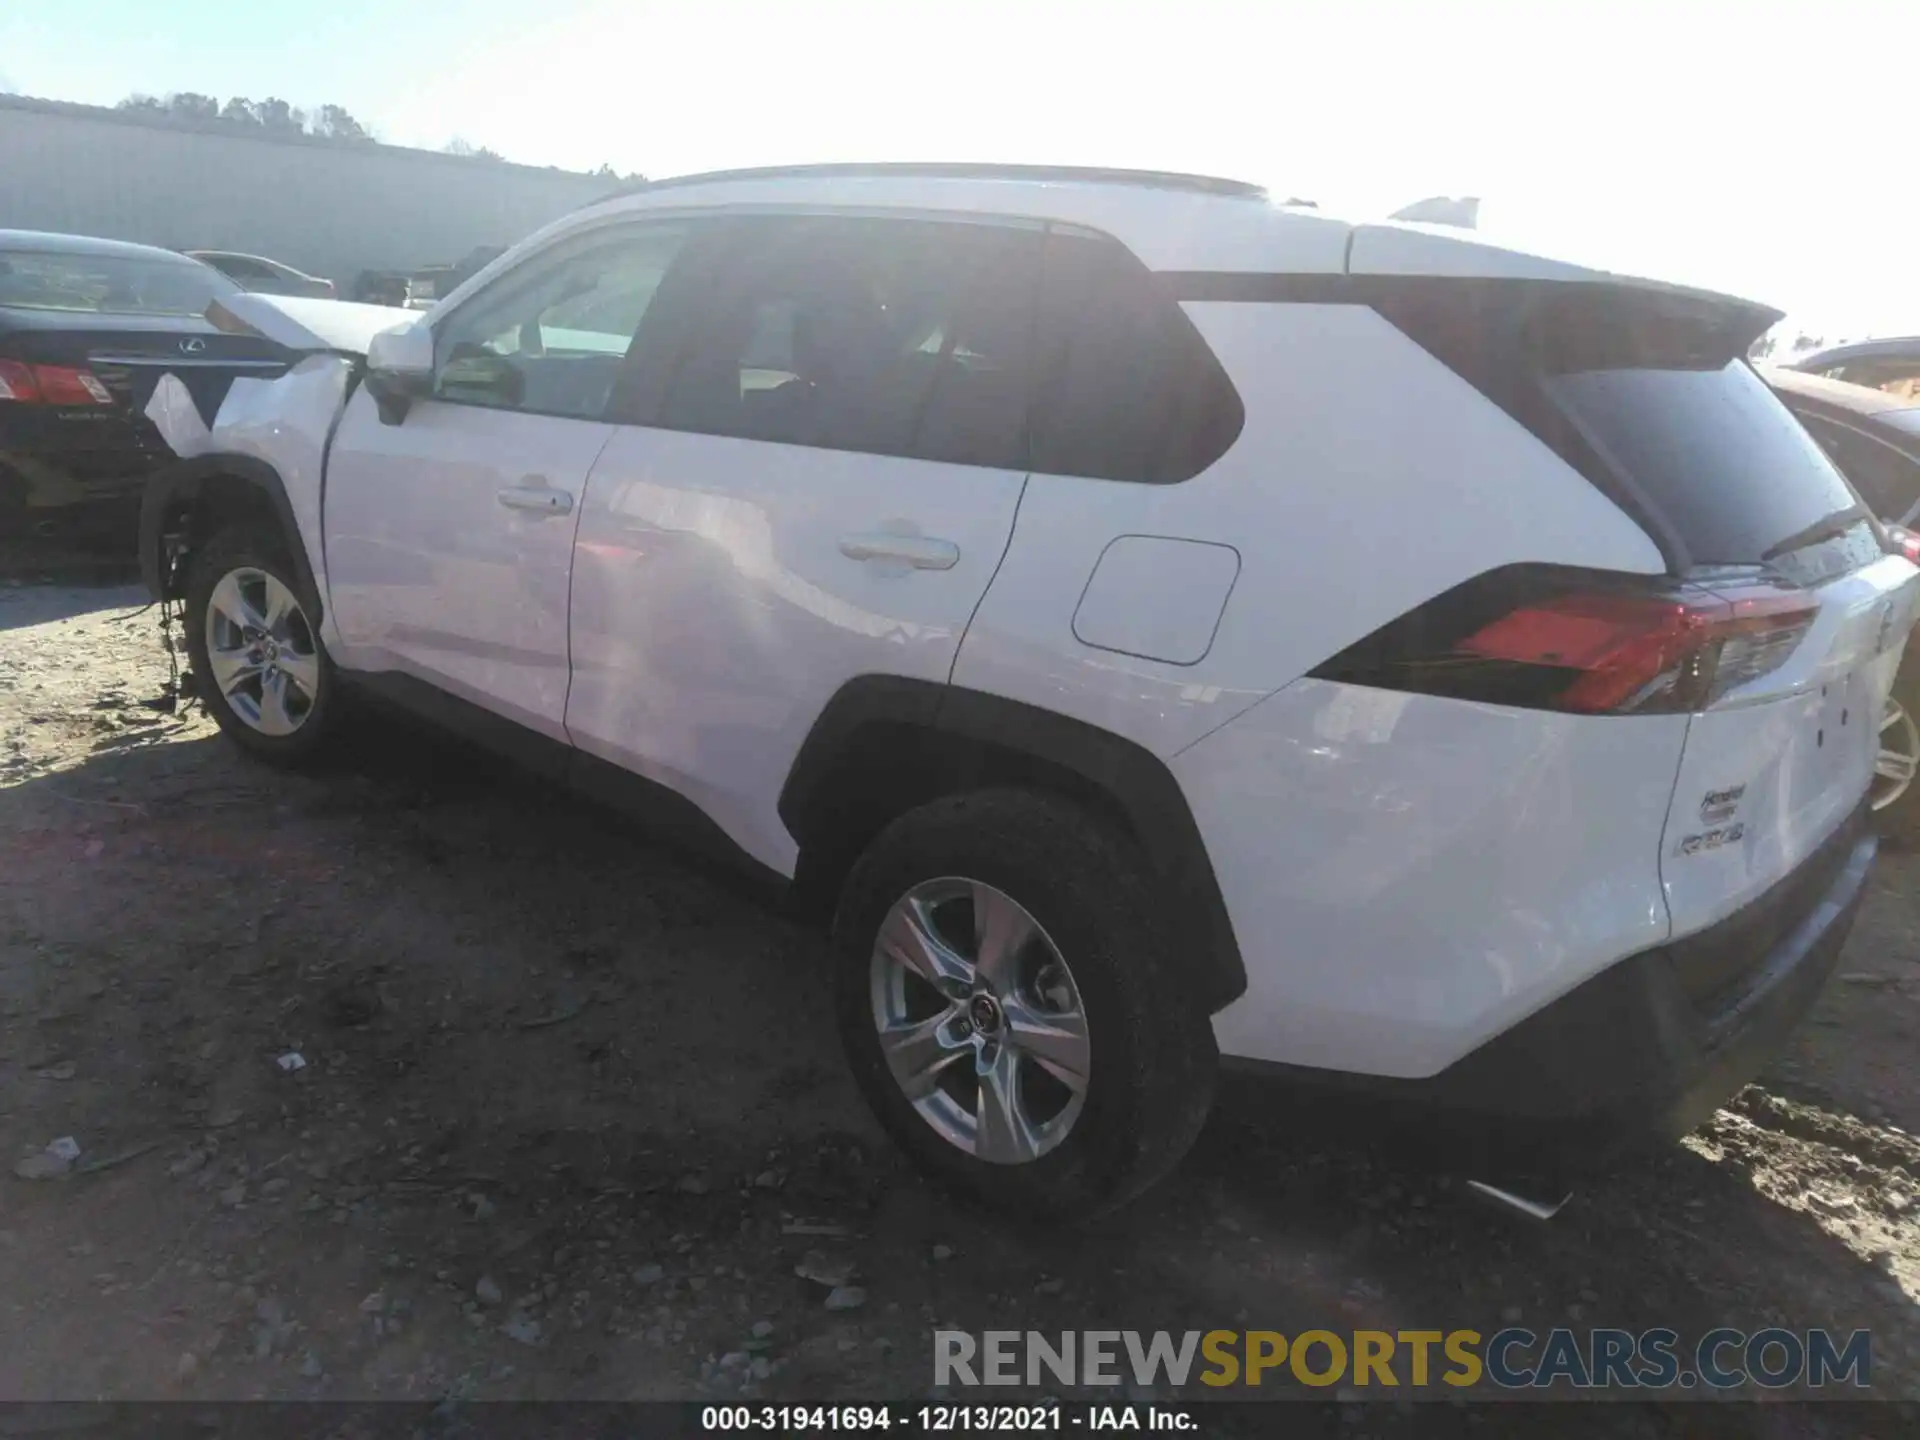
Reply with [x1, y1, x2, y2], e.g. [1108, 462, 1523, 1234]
[1543, 330, 1920, 937]
[1339, 231, 1920, 939]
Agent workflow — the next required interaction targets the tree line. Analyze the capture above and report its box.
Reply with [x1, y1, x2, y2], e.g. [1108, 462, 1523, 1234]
[111, 93, 634, 178]
[1750, 332, 1836, 360]
[116, 92, 376, 142]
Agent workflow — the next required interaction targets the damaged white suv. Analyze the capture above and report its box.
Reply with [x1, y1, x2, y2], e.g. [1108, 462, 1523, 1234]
[139, 163, 1918, 1217]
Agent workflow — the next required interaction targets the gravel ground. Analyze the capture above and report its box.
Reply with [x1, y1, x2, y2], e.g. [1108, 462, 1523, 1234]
[3, 564, 1919, 1433]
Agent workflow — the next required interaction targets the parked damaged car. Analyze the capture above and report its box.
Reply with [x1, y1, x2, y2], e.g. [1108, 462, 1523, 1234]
[136, 167, 1920, 1216]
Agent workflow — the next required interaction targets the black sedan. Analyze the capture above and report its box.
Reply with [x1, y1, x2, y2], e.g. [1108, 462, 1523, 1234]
[1, 230, 288, 537]
[1766, 366, 1920, 831]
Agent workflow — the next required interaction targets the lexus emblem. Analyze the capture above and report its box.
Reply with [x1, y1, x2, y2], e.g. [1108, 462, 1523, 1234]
[179, 337, 207, 355]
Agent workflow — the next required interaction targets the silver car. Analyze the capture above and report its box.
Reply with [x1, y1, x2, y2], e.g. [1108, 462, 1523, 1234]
[185, 250, 335, 299]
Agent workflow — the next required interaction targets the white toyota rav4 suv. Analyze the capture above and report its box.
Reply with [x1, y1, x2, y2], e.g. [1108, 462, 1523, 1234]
[138, 163, 1918, 1217]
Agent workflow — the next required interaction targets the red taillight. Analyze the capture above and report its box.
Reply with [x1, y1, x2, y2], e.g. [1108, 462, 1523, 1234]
[32, 365, 114, 406]
[1313, 566, 1819, 715]
[1885, 524, 1920, 565]
[0, 361, 113, 406]
[1459, 585, 1817, 713]
[0, 359, 39, 402]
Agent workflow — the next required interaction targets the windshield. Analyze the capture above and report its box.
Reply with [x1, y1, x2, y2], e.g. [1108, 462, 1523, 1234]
[0, 249, 241, 317]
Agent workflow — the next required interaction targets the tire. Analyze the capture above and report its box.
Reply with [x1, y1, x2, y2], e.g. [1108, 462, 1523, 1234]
[1875, 666, 1920, 845]
[185, 523, 341, 766]
[832, 788, 1217, 1218]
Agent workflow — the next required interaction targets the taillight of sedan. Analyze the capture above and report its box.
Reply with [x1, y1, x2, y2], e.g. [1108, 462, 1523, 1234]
[1884, 523, 1920, 565]
[0, 359, 115, 406]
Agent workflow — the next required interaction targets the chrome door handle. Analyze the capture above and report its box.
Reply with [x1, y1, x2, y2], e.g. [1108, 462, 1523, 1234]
[838, 533, 961, 570]
[497, 484, 574, 516]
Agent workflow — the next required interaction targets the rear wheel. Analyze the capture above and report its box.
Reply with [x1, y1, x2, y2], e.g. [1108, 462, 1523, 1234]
[186, 524, 340, 766]
[1874, 660, 1920, 842]
[832, 789, 1216, 1217]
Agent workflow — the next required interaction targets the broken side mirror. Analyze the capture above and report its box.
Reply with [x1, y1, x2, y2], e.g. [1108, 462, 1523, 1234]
[365, 322, 435, 424]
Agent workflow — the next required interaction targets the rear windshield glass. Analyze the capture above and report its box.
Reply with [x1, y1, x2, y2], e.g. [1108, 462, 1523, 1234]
[1523, 289, 1860, 564]
[0, 250, 240, 317]
[1547, 361, 1860, 563]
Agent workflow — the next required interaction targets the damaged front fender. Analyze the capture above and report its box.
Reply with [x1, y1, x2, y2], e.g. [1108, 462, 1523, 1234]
[139, 452, 320, 612]
[139, 355, 360, 634]
[138, 292, 409, 641]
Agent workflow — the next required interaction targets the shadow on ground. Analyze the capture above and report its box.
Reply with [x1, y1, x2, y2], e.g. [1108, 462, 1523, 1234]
[1, 628, 1917, 1421]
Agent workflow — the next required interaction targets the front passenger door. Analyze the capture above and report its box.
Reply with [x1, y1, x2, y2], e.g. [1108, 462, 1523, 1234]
[323, 222, 693, 741]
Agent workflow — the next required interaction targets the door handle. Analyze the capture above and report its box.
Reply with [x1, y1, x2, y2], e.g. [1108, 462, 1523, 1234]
[497, 484, 574, 516]
[838, 533, 961, 570]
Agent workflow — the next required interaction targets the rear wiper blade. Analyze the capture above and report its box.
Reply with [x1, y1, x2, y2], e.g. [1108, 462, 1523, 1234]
[1763, 504, 1871, 561]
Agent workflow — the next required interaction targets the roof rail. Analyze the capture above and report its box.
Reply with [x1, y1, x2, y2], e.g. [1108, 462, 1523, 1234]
[591, 161, 1271, 206]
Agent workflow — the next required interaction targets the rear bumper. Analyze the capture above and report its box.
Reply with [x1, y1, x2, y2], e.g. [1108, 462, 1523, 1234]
[1229, 802, 1875, 1166]
[1, 445, 156, 514]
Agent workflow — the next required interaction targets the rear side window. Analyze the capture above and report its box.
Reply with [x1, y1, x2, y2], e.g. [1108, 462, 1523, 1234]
[1797, 413, 1920, 523]
[209, 255, 268, 280]
[1030, 234, 1243, 484]
[656, 216, 1040, 470]
[1828, 359, 1920, 399]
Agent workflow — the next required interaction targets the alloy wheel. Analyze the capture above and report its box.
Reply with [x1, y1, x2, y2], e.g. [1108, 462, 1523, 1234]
[869, 877, 1090, 1164]
[204, 567, 321, 737]
[1874, 699, 1920, 813]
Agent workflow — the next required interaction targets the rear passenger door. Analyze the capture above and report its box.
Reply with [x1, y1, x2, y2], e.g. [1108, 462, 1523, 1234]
[566, 214, 1042, 873]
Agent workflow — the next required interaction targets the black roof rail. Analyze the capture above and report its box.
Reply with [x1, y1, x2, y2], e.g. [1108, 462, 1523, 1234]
[587, 162, 1272, 207]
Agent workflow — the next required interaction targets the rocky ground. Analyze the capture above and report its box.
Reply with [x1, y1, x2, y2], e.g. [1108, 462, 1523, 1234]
[2, 550, 1918, 1434]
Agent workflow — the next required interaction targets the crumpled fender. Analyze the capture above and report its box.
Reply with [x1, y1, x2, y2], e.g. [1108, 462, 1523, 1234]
[139, 354, 363, 638]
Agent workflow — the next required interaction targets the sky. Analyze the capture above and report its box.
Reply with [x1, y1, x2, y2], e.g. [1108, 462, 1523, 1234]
[2, 0, 1915, 339]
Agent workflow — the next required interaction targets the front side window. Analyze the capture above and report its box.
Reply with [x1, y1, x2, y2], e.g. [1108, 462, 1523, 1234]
[656, 216, 1041, 469]
[431, 224, 689, 420]
[0, 249, 241, 316]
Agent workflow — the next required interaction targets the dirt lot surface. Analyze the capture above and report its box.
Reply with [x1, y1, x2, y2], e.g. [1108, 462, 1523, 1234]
[4, 566, 1920, 1434]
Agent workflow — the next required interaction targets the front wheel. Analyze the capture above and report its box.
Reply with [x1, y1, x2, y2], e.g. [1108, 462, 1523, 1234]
[831, 789, 1216, 1218]
[186, 524, 341, 765]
